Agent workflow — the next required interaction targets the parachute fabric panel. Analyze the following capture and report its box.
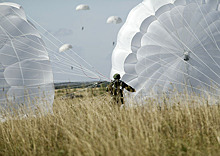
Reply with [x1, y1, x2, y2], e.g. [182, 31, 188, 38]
[76, 4, 90, 11]
[111, 0, 220, 97]
[106, 16, 122, 24]
[59, 44, 73, 52]
[0, 3, 54, 114]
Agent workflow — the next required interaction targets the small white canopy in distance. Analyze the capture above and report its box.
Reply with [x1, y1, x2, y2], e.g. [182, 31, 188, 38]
[107, 16, 122, 24]
[76, 4, 90, 11]
[59, 44, 73, 52]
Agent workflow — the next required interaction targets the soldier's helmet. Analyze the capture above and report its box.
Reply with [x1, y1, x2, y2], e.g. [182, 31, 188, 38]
[113, 73, 121, 79]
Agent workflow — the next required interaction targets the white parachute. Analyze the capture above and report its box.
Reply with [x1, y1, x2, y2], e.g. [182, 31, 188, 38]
[111, 0, 220, 97]
[0, 3, 54, 114]
[59, 44, 72, 52]
[76, 4, 90, 30]
[76, 4, 90, 11]
[106, 16, 122, 24]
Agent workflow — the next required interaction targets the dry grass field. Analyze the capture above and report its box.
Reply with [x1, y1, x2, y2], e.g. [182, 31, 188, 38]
[0, 88, 220, 156]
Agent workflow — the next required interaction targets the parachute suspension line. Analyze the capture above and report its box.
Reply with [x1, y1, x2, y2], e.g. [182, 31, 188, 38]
[0, 42, 97, 77]
[27, 15, 110, 81]
[2, 8, 106, 82]
[137, 55, 214, 94]
[0, 27, 97, 79]
[0, 41, 100, 81]
[37, 37, 46, 84]
[156, 56, 213, 92]
[147, 59, 182, 93]
[169, 2, 220, 81]
[133, 4, 220, 91]
[0, 24, 100, 80]
[50, 61, 100, 79]
[132, 4, 220, 93]
[79, 64, 101, 80]
[135, 33, 220, 90]
[155, 2, 220, 80]
[184, 61, 194, 93]
[136, 33, 220, 91]
[153, 10, 220, 86]
[164, 6, 191, 90]
[127, 53, 214, 94]
[193, 1, 220, 70]
[10, 41, 25, 85]
[126, 70, 218, 97]
[37, 28, 105, 81]
[167, 6, 186, 52]
[0, 24, 25, 85]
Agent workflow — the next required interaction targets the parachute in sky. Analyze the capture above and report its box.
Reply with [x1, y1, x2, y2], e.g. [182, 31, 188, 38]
[106, 16, 122, 24]
[76, 4, 90, 30]
[75, 4, 90, 11]
[59, 44, 72, 52]
[111, 0, 220, 97]
[0, 2, 54, 114]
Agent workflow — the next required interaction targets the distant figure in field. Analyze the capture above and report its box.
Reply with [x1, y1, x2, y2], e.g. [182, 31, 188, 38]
[106, 73, 135, 106]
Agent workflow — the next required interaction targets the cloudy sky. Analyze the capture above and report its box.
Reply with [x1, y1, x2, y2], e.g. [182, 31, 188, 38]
[3, 0, 142, 82]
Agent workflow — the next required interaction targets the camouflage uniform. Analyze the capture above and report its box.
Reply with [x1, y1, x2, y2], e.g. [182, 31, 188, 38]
[106, 74, 135, 106]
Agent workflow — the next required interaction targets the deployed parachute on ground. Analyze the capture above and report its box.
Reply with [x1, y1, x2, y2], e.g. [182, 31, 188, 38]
[59, 44, 72, 52]
[111, 0, 220, 97]
[106, 16, 122, 24]
[0, 3, 54, 114]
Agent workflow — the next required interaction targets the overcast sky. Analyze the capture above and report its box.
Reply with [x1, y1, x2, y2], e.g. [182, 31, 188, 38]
[3, 0, 142, 82]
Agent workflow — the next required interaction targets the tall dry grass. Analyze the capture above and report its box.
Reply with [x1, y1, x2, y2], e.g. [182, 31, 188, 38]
[0, 90, 219, 156]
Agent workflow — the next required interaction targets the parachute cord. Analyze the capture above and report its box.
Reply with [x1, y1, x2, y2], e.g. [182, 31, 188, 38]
[79, 64, 101, 80]
[2, 5, 107, 82]
[27, 15, 111, 82]
[151, 9, 220, 86]
[0, 8, 101, 81]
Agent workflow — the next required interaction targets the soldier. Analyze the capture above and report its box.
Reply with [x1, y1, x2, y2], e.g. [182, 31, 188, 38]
[106, 73, 136, 106]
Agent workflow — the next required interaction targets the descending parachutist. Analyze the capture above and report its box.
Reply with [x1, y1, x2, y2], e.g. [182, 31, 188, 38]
[113, 42, 115, 46]
[107, 16, 122, 24]
[71, 66, 73, 70]
[59, 44, 72, 52]
[82, 27, 84, 30]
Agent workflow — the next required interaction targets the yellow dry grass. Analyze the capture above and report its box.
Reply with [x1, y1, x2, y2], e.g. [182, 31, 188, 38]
[0, 89, 219, 156]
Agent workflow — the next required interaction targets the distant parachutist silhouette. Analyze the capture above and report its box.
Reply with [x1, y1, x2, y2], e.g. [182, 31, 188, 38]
[82, 26, 84, 30]
[113, 41, 115, 46]
[71, 66, 73, 70]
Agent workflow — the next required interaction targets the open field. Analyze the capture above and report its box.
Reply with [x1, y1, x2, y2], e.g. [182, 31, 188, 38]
[0, 88, 220, 156]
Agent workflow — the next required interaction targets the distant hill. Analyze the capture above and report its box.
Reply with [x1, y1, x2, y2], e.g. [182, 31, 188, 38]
[54, 81, 109, 89]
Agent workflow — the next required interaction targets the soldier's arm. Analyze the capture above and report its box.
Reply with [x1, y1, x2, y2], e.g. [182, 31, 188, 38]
[123, 82, 136, 92]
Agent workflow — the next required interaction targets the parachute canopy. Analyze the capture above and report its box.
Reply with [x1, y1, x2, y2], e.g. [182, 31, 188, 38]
[0, 2, 54, 114]
[111, 0, 220, 97]
[106, 16, 122, 24]
[76, 4, 90, 11]
[59, 44, 73, 52]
